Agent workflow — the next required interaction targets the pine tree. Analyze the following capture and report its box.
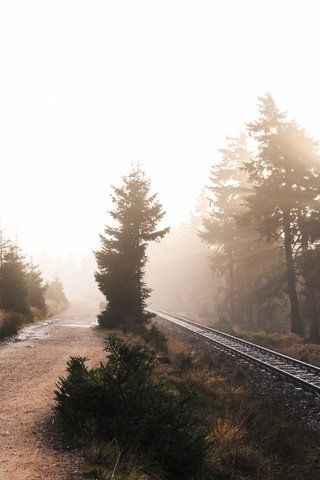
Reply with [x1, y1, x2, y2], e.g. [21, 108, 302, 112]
[95, 165, 169, 329]
[27, 261, 47, 314]
[292, 132, 320, 341]
[45, 277, 68, 308]
[245, 94, 320, 336]
[200, 133, 253, 324]
[0, 245, 30, 314]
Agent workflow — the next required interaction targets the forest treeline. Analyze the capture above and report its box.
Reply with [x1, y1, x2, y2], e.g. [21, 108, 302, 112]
[149, 93, 320, 342]
[201, 93, 320, 341]
[0, 232, 68, 338]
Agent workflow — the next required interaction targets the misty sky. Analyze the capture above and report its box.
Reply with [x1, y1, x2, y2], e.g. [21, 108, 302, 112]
[1, 0, 320, 261]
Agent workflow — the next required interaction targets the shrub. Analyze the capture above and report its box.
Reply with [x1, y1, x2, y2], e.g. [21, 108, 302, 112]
[55, 335, 207, 479]
[175, 351, 195, 373]
[98, 310, 168, 354]
[137, 322, 168, 352]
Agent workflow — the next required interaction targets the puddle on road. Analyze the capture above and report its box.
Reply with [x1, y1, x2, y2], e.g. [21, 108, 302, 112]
[13, 321, 54, 342]
[0, 316, 98, 348]
[61, 323, 98, 328]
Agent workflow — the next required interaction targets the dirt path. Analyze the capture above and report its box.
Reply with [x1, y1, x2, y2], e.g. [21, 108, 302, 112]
[0, 302, 105, 480]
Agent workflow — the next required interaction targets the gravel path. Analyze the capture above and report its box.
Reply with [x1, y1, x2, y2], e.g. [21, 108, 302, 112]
[0, 302, 105, 480]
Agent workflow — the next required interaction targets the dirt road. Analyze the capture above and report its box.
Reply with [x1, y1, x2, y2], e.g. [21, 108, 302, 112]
[0, 303, 105, 480]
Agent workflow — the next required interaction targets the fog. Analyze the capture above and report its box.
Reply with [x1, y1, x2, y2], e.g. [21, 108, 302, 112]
[37, 251, 102, 303]
[0, 2, 320, 333]
[1, 1, 320, 265]
[147, 200, 220, 319]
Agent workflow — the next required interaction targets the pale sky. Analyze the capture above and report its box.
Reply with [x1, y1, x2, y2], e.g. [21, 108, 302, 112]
[1, 0, 320, 261]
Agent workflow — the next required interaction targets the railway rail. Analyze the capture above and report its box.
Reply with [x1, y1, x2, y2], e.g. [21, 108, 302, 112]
[149, 307, 320, 396]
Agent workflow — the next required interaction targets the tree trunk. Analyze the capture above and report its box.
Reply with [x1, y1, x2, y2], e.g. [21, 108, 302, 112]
[134, 236, 144, 319]
[309, 293, 319, 342]
[300, 225, 319, 342]
[283, 209, 303, 336]
[243, 264, 254, 326]
[227, 247, 235, 324]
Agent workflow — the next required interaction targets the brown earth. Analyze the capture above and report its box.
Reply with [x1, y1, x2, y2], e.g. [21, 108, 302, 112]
[0, 302, 105, 480]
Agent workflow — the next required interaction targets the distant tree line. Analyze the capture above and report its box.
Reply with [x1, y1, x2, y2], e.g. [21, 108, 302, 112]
[0, 231, 68, 338]
[201, 94, 320, 342]
[0, 233, 46, 316]
[45, 276, 69, 312]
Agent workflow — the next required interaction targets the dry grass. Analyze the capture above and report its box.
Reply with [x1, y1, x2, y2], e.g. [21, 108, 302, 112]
[160, 327, 320, 479]
[0, 302, 58, 339]
[283, 342, 320, 366]
[84, 441, 151, 480]
[0, 304, 52, 339]
[0, 309, 31, 338]
[172, 313, 320, 366]
[207, 417, 246, 443]
[231, 326, 320, 366]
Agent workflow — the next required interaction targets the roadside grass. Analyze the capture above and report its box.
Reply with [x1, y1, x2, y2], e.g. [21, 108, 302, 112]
[165, 334, 320, 479]
[231, 326, 320, 367]
[0, 309, 32, 338]
[83, 441, 151, 480]
[284, 342, 320, 366]
[0, 300, 67, 340]
[184, 311, 320, 367]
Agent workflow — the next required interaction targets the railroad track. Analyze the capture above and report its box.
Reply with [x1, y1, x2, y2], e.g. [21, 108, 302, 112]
[149, 307, 320, 396]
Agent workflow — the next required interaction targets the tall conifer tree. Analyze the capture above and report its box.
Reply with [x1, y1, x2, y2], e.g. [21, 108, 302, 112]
[95, 165, 169, 329]
[0, 245, 30, 314]
[200, 134, 253, 324]
[27, 262, 47, 313]
[246, 94, 320, 336]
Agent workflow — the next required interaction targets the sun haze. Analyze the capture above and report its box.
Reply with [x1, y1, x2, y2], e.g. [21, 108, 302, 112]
[0, 0, 319, 261]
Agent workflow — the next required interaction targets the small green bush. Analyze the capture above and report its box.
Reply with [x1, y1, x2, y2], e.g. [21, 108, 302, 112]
[98, 309, 168, 353]
[55, 335, 207, 479]
[138, 322, 168, 352]
[175, 351, 195, 373]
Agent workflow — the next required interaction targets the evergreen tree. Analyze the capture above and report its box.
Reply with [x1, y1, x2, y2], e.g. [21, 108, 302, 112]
[293, 133, 320, 341]
[0, 245, 30, 314]
[45, 276, 68, 307]
[299, 247, 320, 341]
[245, 93, 320, 336]
[95, 165, 169, 329]
[27, 261, 47, 313]
[200, 133, 253, 324]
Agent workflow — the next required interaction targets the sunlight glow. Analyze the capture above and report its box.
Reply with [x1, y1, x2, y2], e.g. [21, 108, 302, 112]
[0, 0, 319, 262]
